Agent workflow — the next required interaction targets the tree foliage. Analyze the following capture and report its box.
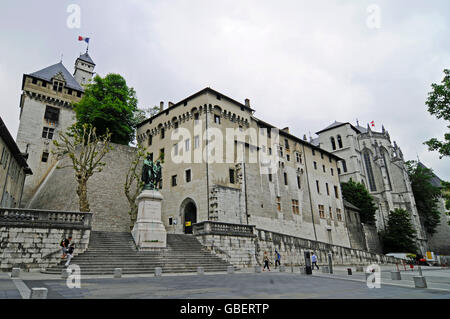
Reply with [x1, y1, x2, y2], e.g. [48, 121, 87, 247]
[380, 208, 418, 254]
[73, 73, 139, 145]
[340, 179, 377, 225]
[405, 160, 442, 235]
[424, 69, 450, 158]
[52, 123, 113, 212]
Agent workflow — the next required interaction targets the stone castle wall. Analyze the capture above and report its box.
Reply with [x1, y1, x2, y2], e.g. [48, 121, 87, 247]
[27, 143, 136, 232]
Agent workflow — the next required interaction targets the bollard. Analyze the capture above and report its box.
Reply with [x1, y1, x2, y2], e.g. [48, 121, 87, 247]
[254, 265, 262, 273]
[279, 265, 286, 272]
[227, 266, 234, 274]
[197, 267, 204, 275]
[391, 271, 401, 280]
[154, 267, 162, 277]
[304, 252, 312, 275]
[11, 268, 20, 278]
[113, 268, 122, 278]
[413, 276, 427, 288]
[347, 268, 352, 275]
[30, 288, 48, 299]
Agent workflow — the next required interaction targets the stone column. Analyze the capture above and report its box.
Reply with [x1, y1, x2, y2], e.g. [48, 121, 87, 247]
[132, 189, 167, 250]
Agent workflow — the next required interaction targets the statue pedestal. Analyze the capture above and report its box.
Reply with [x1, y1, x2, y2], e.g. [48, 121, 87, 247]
[132, 189, 167, 250]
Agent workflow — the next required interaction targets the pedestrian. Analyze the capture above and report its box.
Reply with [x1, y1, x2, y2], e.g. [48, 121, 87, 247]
[65, 244, 75, 267]
[263, 251, 270, 271]
[60, 236, 72, 259]
[275, 250, 281, 268]
[311, 252, 319, 270]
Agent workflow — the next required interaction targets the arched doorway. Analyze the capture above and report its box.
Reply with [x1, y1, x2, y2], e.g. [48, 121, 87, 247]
[181, 199, 197, 234]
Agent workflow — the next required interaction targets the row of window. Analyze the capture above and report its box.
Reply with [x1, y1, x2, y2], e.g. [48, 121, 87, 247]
[330, 135, 344, 150]
[30, 78, 82, 97]
[315, 181, 340, 198]
[318, 205, 343, 221]
[171, 169, 192, 187]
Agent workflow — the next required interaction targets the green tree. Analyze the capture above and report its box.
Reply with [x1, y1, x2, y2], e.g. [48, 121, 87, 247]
[405, 161, 441, 235]
[341, 179, 377, 225]
[424, 69, 450, 158]
[73, 73, 139, 145]
[380, 208, 418, 254]
[53, 124, 113, 212]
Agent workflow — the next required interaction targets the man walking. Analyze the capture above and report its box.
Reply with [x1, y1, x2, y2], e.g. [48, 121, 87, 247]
[311, 252, 319, 270]
[60, 236, 72, 259]
[275, 250, 281, 268]
[65, 244, 75, 267]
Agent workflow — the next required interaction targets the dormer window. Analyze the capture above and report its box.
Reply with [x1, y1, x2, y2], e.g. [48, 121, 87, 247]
[52, 80, 63, 92]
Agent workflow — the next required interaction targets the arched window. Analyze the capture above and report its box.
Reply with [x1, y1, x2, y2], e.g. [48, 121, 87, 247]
[363, 151, 377, 191]
[330, 137, 336, 150]
[381, 148, 392, 190]
[337, 135, 343, 148]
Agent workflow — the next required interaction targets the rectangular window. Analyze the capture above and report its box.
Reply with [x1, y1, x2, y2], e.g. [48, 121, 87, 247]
[337, 167, 341, 175]
[194, 113, 199, 125]
[284, 172, 288, 185]
[337, 208, 342, 221]
[268, 148, 272, 155]
[160, 148, 164, 160]
[342, 160, 347, 173]
[185, 169, 191, 183]
[229, 169, 235, 184]
[314, 161, 317, 170]
[194, 135, 200, 149]
[173, 143, 178, 156]
[316, 180, 320, 193]
[292, 200, 299, 214]
[334, 186, 339, 198]
[161, 128, 165, 139]
[214, 115, 221, 124]
[169, 217, 173, 225]
[171, 175, 177, 187]
[41, 152, 49, 163]
[44, 105, 60, 123]
[284, 139, 289, 150]
[321, 152, 324, 159]
[286, 154, 290, 162]
[319, 205, 325, 219]
[312, 149, 315, 156]
[268, 173, 273, 182]
[278, 146, 283, 158]
[296, 152, 302, 163]
[331, 168, 334, 176]
[322, 165, 326, 173]
[276, 196, 281, 212]
[297, 176, 301, 189]
[329, 207, 333, 219]
[42, 127, 54, 139]
[326, 183, 330, 196]
[185, 138, 190, 152]
[68, 88, 73, 95]
[148, 134, 152, 146]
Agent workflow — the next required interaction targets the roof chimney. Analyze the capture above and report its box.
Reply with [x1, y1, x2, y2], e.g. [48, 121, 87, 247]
[282, 127, 290, 134]
[160, 101, 164, 112]
[168, 101, 174, 107]
[245, 98, 250, 108]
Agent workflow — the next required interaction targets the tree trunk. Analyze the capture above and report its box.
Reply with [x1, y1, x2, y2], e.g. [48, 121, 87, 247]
[77, 179, 90, 212]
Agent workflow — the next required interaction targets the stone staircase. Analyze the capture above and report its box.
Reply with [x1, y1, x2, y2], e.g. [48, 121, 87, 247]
[42, 231, 236, 275]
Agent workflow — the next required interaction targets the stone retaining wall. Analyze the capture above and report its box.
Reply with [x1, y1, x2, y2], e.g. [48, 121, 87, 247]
[194, 221, 401, 269]
[0, 208, 92, 271]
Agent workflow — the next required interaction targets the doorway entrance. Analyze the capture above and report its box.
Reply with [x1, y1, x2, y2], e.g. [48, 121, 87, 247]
[182, 200, 197, 234]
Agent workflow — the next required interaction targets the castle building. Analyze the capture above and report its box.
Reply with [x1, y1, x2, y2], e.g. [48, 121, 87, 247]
[312, 121, 428, 253]
[15, 51, 95, 206]
[0, 117, 32, 207]
[136, 88, 353, 248]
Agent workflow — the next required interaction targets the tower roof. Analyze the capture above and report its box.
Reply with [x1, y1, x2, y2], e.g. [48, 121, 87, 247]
[77, 52, 95, 66]
[27, 62, 83, 91]
[315, 121, 361, 135]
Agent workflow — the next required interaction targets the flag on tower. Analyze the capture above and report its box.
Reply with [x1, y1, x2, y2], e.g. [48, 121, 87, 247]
[78, 36, 90, 43]
[370, 121, 375, 127]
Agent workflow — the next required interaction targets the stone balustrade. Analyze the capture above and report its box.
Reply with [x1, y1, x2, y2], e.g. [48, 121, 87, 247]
[0, 208, 92, 229]
[193, 221, 256, 237]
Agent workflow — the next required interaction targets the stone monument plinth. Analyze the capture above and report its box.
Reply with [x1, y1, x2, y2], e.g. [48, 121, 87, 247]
[132, 189, 167, 250]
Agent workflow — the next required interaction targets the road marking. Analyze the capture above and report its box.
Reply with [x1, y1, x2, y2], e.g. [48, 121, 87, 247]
[12, 278, 31, 299]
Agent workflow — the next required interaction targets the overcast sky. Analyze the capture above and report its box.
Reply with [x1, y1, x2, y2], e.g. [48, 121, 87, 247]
[0, 0, 448, 180]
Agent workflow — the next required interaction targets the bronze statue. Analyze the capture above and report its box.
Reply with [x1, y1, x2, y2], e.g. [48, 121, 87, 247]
[141, 156, 162, 190]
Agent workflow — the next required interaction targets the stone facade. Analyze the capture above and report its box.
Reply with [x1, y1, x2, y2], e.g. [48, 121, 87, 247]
[313, 122, 427, 253]
[0, 208, 92, 271]
[26, 143, 136, 232]
[136, 88, 352, 248]
[16, 54, 95, 207]
[194, 221, 401, 269]
[0, 117, 32, 208]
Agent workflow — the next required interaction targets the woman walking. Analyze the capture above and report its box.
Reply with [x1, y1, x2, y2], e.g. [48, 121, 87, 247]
[263, 251, 270, 271]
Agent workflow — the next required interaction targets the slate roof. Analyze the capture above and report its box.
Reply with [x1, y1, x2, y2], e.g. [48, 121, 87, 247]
[418, 162, 444, 188]
[77, 52, 95, 65]
[28, 62, 83, 91]
[343, 199, 361, 212]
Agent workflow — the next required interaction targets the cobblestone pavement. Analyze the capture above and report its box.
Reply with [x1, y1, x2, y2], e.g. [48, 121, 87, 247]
[0, 267, 449, 299]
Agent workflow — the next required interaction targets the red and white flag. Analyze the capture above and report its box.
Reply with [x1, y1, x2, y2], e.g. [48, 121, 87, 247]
[370, 121, 375, 127]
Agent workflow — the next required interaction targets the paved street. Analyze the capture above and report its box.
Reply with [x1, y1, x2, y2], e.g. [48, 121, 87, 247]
[1, 266, 449, 299]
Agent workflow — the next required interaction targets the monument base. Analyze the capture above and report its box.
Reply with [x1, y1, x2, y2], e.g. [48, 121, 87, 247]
[132, 189, 167, 250]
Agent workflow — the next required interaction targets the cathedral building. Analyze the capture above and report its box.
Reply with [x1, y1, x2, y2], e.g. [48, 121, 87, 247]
[312, 121, 428, 253]
[15, 51, 95, 206]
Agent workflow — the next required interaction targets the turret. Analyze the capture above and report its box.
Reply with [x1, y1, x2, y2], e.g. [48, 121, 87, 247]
[73, 50, 95, 86]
